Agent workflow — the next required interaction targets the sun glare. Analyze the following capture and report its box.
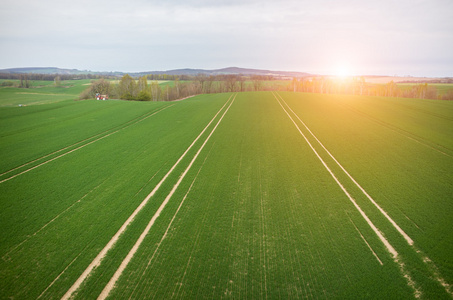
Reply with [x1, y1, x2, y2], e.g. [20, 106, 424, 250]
[333, 62, 353, 78]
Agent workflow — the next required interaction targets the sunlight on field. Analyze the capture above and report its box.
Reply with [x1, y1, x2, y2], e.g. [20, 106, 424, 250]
[0, 89, 452, 299]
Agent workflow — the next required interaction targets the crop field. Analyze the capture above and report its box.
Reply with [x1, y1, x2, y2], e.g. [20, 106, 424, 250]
[0, 79, 91, 107]
[0, 89, 452, 299]
[397, 83, 453, 95]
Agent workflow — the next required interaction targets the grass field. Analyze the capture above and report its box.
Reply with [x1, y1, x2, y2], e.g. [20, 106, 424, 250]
[0, 86, 452, 299]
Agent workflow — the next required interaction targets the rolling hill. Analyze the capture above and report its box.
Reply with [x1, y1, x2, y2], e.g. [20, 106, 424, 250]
[0, 67, 312, 78]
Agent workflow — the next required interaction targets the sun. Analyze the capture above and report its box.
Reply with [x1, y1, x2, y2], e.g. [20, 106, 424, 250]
[333, 62, 354, 78]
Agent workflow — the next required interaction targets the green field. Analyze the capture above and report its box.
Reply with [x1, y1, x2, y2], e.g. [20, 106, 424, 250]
[397, 83, 453, 95]
[0, 87, 452, 299]
[0, 79, 90, 106]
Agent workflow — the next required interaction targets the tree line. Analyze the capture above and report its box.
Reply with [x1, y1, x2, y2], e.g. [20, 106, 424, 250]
[1, 74, 77, 88]
[80, 74, 453, 101]
[289, 77, 453, 100]
[3, 71, 452, 101]
[79, 74, 280, 101]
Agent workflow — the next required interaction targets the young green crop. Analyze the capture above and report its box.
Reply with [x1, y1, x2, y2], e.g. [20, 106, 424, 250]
[107, 92, 445, 299]
[0, 93, 232, 299]
[0, 91, 451, 299]
[0, 79, 91, 107]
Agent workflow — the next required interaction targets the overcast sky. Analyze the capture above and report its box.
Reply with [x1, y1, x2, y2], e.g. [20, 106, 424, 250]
[1, 0, 452, 76]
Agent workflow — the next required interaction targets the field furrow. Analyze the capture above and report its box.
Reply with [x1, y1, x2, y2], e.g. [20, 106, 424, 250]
[1, 91, 451, 299]
[277, 91, 453, 298]
[102, 92, 418, 299]
[0, 104, 175, 183]
[0, 94, 234, 299]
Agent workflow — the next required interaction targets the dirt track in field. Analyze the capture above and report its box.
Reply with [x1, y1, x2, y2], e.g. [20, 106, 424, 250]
[98, 94, 237, 300]
[61, 94, 235, 300]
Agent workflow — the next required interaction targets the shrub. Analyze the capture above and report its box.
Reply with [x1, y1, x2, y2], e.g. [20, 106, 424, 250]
[137, 90, 151, 101]
[1, 81, 15, 87]
[121, 93, 135, 100]
[442, 89, 453, 100]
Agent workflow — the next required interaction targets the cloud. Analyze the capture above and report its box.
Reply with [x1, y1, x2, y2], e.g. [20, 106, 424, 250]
[0, 0, 452, 75]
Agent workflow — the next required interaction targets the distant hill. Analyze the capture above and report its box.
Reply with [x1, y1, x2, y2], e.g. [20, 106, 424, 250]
[0, 67, 123, 76]
[0, 67, 83, 74]
[0, 67, 312, 78]
[138, 67, 312, 78]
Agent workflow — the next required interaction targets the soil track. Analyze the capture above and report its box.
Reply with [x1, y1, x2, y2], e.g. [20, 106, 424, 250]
[274, 92, 453, 298]
[275, 92, 414, 246]
[0, 105, 174, 184]
[97, 94, 237, 299]
[273, 92, 425, 297]
[61, 94, 235, 300]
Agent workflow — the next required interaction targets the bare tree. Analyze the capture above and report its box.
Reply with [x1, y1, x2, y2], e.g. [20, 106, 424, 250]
[204, 76, 214, 93]
[20, 74, 30, 88]
[174, 77, 180, 98]
[252, 75, 262, 91]
[137, 76, 148, 92]
[150, 81, 161, 101]
[224, 75, 237, 92]
[237, 76, 246, 92]
[196, 74, 207, 93]
[292, 77, 298, 92]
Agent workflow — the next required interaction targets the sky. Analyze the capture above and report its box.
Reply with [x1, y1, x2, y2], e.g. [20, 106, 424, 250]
[0, 0, 452, 77]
